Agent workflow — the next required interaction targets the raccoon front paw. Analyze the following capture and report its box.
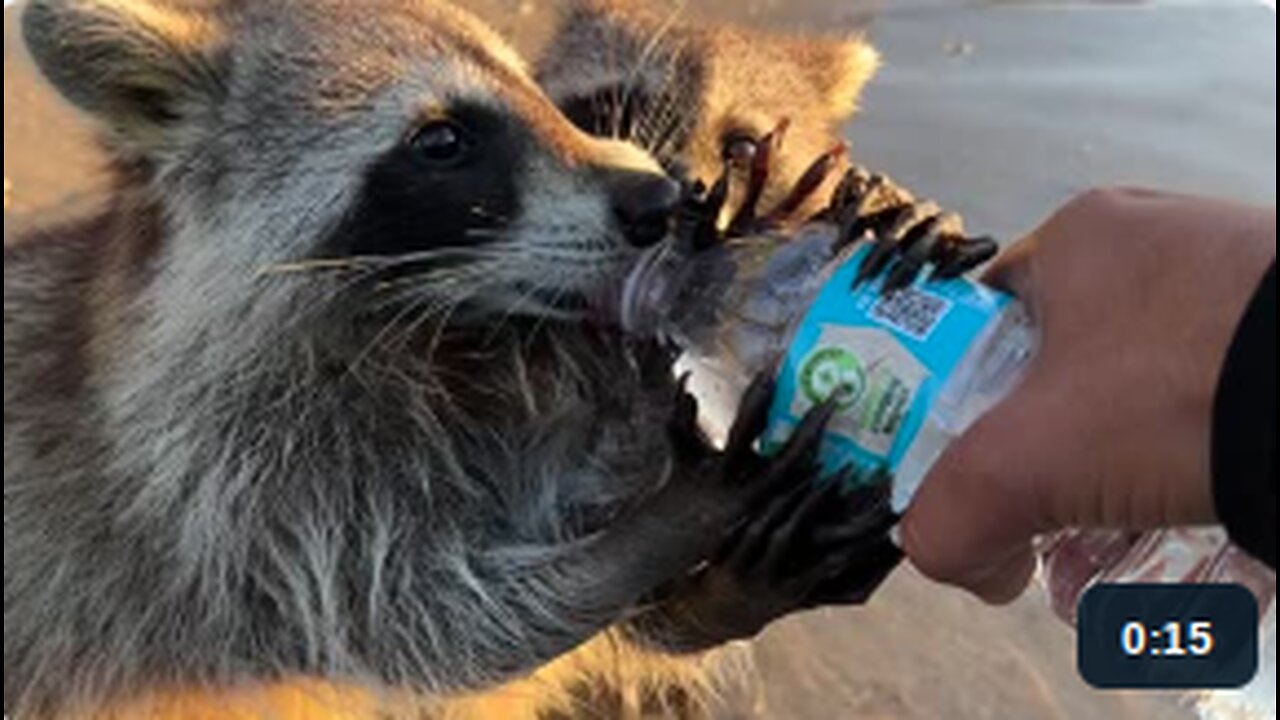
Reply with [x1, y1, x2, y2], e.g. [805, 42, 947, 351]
[826, 166, 1000, 293]
[630, 475, 902, 654]
[673, 134, 1000, 292]
[656, 370, 838, 556]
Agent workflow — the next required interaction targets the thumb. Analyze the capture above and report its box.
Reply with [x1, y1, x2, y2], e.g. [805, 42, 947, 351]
[899, 383, 1048, 604]
[981, 234, 1037, 300]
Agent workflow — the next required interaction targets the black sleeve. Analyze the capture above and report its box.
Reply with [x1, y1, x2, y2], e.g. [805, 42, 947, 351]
[1212, 262, 1276, 569]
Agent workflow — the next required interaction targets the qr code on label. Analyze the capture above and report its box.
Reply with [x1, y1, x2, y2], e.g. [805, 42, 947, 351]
[870, 287, 952, 340]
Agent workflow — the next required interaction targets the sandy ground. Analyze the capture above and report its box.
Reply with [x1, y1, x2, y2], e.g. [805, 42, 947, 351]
[4, 1, 1274, 719]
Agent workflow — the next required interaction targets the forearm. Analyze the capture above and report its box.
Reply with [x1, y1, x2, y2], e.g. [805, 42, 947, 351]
[432, 486, 726, 689]
[620, 591, 753, 656]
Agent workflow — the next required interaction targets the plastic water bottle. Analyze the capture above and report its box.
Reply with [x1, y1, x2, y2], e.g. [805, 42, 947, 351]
[616, 222, 1274, 703]
[618, 221, 1036, 511]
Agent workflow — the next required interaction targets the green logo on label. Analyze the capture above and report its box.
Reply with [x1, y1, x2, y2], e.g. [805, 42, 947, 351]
[799, 346, 866, 409]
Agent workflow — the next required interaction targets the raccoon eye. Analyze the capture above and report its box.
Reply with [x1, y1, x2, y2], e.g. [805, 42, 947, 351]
[722, 134, 760, 170]
[409, 120, 472, 166]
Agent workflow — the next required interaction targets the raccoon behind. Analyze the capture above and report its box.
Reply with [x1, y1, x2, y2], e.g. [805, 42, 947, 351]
[4, 1, 881, 718]
[536, 0, 879, 226]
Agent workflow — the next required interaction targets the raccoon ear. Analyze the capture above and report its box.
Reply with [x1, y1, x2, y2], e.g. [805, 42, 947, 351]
[799, 38, 881, 118]
[536, 0, 652, 100]
[22, 0, 223, 151]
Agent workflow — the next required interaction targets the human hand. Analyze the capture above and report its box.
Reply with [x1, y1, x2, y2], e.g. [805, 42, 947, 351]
[900, 189, 1276, 604]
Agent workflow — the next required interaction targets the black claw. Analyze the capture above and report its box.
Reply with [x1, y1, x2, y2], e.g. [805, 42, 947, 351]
[900, 210, 951, 261]
[771, 479, 843, 551]
[724, 371, 777, 477]
[830, 166, 871, 215]
[667, 372, 708, 463]
[692, 172, 731, 251]
[735, 481, 819, 572]
[846, 205, 905, 244]
[764, 143, 847, 226]
[810, 498, 898, 548]
[854, 231, 903, 289]
[883, 260, 922, 294]
[832, 174, 887, 254]
[807, 539, 904, 607]
[767, 400, 837, 477]
[932, 236, 1000, 280]
[817, 163, 1002, 292]
[884, 216, 947, 291]
[728, 119, 789, 236]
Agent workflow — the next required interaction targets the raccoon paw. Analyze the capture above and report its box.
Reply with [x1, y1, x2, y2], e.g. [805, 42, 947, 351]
[827, 166, 1000, 293]
[657, 371, 838, 552]
[673, 133, 999, 292]
[635, 471, 902, 652]
[792, 481, 903, 607]
[675, 119, 823, 249]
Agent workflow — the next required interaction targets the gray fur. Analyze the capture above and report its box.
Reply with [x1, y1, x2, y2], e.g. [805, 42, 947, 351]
[6, 1, 690, 716]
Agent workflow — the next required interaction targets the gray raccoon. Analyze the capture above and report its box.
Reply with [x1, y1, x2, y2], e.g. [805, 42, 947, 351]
[4, 1, 889, 719]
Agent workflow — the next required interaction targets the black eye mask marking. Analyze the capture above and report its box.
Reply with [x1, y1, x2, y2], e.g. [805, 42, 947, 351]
[328, 103, 529, 263]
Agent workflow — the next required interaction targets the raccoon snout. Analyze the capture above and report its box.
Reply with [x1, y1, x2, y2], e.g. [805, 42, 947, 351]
[603, 171, 681, 248]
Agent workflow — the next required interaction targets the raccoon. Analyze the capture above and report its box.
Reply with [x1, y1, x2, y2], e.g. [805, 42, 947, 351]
[535, 0, 880, 228]
[4, 1, 894, 718]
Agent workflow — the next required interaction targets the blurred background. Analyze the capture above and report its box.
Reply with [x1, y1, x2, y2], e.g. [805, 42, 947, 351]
[4, 1, 1275, 718]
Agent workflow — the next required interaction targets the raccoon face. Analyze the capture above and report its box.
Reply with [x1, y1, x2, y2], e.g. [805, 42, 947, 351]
[22, 0, 678, 325]
[536, 0, 879, 225]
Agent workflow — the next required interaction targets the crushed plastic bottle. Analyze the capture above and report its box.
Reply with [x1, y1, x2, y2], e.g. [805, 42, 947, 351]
[619, 221, 1036, 511]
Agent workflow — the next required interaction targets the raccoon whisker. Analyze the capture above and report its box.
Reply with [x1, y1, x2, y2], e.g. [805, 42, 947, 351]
[466, 228, 614, 248]
[420, 284, 493, 372]
[524, 283, 579, 341]
[634, 44, 691, 158]
[642, 101, 688, 162]
[339, 299, 423, 380]
[351, 280, 481, 374]
[257, 246, 499, 282]
[256, 258, 372, 278]
[369, 266, 497, 308]
[486, 278, 556, 343]
[359, 251, 506, 282]
[382, 286, 478, 357]
[617, 0, 687, 140]
[467, 206, 511, 223]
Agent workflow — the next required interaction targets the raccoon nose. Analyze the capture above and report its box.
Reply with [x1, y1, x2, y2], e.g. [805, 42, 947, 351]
[606, 172, 681, 248]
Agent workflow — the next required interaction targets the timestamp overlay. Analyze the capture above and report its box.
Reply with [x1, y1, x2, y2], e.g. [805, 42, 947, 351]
[1078, 584, 1260, 690]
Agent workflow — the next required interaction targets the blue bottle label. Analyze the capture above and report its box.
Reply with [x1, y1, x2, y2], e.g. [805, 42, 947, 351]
[761, 244, 1013, 483]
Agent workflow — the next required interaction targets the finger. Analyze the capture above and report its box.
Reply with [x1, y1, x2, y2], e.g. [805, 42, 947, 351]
[965, 544, 1038, 606]
[761, 478, 847, 576]
[728, 480, 816, 570]
[842, 478, 893, 513]
[979, 237, 1036, 298]
[763, 401, 837, 482]
[898, 390, 1048, 599]
[810, 499, 898, 550]
[803, 538, 904, 607]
